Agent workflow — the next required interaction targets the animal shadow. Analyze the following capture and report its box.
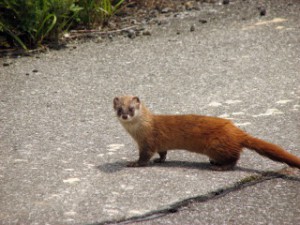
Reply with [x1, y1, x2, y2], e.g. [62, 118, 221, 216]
[151, 160, 263, 174]
[96, 161, 127, 173]
[97, 159, 264, 174]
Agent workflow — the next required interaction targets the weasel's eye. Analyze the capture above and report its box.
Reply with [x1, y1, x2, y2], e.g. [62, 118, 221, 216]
[128, 107, 134, 114]
[117, 108, 122, 116]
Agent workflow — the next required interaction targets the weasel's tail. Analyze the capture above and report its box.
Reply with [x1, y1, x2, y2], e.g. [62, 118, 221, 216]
[242, 135, 300, 169]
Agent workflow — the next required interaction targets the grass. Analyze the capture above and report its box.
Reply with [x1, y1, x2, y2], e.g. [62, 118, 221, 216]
[0, 0, 125, 50]
[77, 0, 124, 28]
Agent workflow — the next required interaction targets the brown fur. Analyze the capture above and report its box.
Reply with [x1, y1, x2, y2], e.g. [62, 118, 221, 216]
[113, 96, 300, 170]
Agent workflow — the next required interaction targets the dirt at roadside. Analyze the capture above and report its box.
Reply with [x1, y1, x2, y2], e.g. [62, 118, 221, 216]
[66, 0, 229, 41]
[108, 0, 217, 29]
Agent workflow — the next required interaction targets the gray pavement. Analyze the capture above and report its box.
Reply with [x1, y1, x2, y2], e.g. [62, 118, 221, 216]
[1, 0, 300, 224]
[127, 172, 300, 225]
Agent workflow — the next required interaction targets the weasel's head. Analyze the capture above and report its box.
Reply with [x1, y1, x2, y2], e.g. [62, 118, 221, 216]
[113, 96, 141, 123]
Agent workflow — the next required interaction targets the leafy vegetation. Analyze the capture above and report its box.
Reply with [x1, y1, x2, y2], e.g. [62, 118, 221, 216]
[0, 0, 124, 50]
[77, 0, 124, 28]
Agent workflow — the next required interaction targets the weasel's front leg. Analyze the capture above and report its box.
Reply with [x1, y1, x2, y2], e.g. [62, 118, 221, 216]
[127, 145, 155, 167]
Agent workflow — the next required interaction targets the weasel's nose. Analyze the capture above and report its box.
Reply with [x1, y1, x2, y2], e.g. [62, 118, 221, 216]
[122, 115, 128, 120]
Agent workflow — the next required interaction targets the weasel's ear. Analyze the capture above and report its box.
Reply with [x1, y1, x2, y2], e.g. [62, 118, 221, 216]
[132, 96, 140, 104]
[113, 97, 120, 110]
[132, 96, 140, 108]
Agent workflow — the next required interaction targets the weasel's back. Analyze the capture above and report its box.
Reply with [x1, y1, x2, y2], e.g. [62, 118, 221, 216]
[151, 114, 239, 151]
[153, 114, 231, 132]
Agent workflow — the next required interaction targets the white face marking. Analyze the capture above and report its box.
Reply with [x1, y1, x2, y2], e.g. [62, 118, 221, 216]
[118, 108, 140, 123]
[118, 114, 134, 122]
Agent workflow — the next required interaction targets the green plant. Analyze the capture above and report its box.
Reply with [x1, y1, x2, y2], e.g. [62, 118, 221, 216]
[77, 0, 102, 28]
[0, 0, 125, 50]
[0, 0, 55, 49]
[0, 0, 81, 49]
[48, 0, 82, 42]
[0, 20, 28, 50]
[77, 0, 124, 28]
[99, 0, 124, 24]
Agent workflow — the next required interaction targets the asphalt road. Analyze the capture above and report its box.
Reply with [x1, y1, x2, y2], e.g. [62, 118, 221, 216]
[1, 0, 300, 225]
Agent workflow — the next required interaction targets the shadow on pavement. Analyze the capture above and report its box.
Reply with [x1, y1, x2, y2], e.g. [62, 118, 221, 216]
[97, 160, 265, 175]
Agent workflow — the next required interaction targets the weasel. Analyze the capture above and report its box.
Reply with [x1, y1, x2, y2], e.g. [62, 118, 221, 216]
[113, 95, 300, 170]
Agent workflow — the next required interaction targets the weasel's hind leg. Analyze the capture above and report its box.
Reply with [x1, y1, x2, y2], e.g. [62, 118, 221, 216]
[208, 141, 241, 171]
[209, 153, 240, 171]
[154, 151, 167, 163]
[209, 159, 237, 171]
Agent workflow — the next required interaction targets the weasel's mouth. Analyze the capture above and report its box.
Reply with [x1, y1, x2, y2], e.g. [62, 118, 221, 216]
[122, 115, 128, 120]
[119, 114, 132, 122]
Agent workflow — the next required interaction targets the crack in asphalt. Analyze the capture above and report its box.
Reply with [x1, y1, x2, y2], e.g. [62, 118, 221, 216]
[94, 168, 300, 225]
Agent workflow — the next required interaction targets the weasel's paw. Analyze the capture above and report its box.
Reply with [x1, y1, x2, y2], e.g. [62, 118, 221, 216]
[127, 161, 139, 167]
[153, 158, 166, 163]
[209, 159, 219, 165]
[126, 161, 147, 167]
